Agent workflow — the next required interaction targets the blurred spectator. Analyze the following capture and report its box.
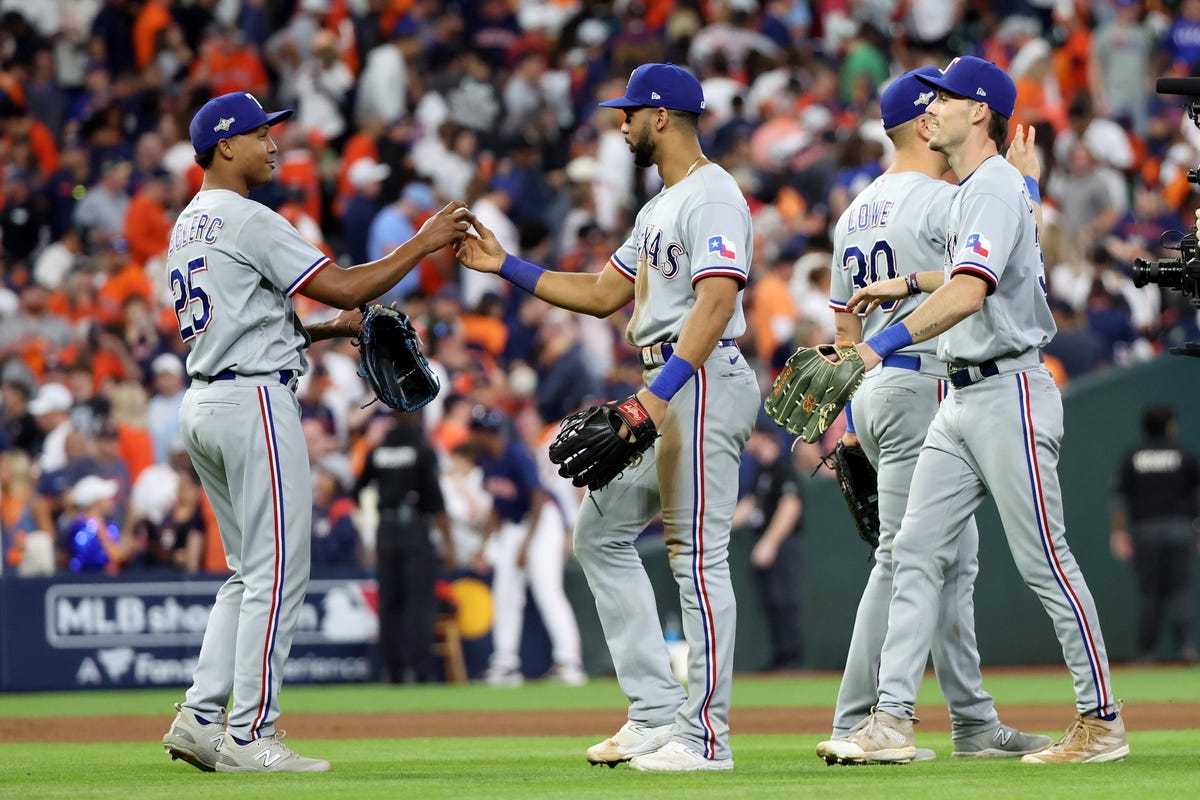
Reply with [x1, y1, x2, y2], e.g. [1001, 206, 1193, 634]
[412, 121, 479, 206]
[470, 404, 582, 686]
[1046, 141, 1121, 240]
[0, 167, 48, 265]
[145, 352, 185, 464]
[192, 22, 269, 99]
[355, 20, 418, 127]
[1089, 0, 1153, 134]
[59, 474, 132, 575]
[368, 182, 438, 305]
[136, 466, 204, 573]
[32, 227, 87, 292]
[123, 167, 172, 265]
[341, 157, 391, 265]
[73, 157, 132, 246]
[1111, 404, 1200, 664]
[1, 377, 41, 456]
[438, 441, 491, 570]
[28, 381, 75, 473]
[293, 28, 355, 146]
[311, 466, 361, 569]
[1163, 0, 1200, 74]
[1044, 298, 1109, 379]
[529, 305, 602, 423]
[92, 417, 132, 524]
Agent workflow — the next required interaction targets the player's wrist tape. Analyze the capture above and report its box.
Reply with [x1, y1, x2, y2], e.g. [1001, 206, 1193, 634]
[1024, 176, 1041, 204]
[865, 324, 913, 359]
[906, 272, 920, 296]
[499, 254, 545, 294]
[844, 401, 855, 434]
[648, 354, 695, 401]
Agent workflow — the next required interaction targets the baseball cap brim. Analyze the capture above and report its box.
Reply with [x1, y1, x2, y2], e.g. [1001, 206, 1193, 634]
[913, 71, 964, 99]
[263, 109, 294, 128]
[597, 96, 643, 109]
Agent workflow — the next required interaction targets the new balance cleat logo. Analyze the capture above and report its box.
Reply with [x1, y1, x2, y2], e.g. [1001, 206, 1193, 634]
[254, 748, 284, 768]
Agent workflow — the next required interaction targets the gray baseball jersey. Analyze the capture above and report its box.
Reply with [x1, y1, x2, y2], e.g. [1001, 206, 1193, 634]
[877, 155, 1116, 722]
[610, 165, 750, 346]
[938, 156, 1055, 364]
[827, 172, 1001, 738]
[168, 188, 330, 741]
[829, 171, 951, 371]
[574, 163, 759, 761]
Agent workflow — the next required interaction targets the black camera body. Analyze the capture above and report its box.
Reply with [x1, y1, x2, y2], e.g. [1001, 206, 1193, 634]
[1133, 79, 1200, 356]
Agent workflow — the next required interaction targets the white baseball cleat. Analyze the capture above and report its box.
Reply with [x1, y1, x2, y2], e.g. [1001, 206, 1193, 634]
[162, 703, 226, 772]
[816, 708, 917, 765]
[214, 731, 331, 773]
[629, 741, 734, 772]
[1021, 703, 1129, 764]
[586, 720, 675, 766]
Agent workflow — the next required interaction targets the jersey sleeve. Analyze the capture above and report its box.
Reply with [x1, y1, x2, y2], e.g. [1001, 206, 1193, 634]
[949, 189, 1021, 294]
[921, 183, 955, 247]
[240, 207, 333, 297]
[609, 229, 638, 283]
[685, 201, 750, 289]
[828, 216, 852, 311]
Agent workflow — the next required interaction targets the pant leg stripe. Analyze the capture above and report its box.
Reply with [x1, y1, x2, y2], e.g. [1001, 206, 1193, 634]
[689, 366, 718, 758]
[1016, 373, 1108, 711]
[251, 387, 286, 738]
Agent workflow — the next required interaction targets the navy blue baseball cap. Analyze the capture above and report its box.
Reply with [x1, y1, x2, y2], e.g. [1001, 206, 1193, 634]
[598, 63, 706, 114]
[914, 56, 1016, 119]
[189, 92, 293, 154]
[880, 67, 943, 129]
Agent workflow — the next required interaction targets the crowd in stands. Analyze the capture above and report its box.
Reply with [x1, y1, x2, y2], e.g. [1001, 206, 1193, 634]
[1, 0, 1199, 578]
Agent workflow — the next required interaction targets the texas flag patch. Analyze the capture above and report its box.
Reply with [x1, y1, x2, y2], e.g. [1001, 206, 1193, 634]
[708, 235, 736, 260]
[964, 232, 990, 258]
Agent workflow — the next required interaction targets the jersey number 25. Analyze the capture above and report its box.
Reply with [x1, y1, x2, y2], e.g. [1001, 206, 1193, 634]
[170, 256, 212, 342]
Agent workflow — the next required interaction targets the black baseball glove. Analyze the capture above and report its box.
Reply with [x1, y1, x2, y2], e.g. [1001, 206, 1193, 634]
[548, 396, 658, 491]
[824, 441, 880, 550]
[356, 304, 440, 413]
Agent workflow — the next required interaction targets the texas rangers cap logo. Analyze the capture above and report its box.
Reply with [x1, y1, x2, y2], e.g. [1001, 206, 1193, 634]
[708, 235, 736, 260]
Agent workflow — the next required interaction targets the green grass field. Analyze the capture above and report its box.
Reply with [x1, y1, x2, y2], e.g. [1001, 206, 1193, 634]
[1, 666, 1196, 800]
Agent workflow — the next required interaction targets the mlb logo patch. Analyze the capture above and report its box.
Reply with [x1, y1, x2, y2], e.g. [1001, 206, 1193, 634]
[708, 235, 736, 260]
[964, 232, 990, 258]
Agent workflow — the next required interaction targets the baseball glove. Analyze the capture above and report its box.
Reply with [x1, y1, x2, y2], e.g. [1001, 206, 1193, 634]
[548, 396, 658, 491]
[356, 304, 440, 413]
[823, 441, 880, 550]
[763, 342, 866, 443]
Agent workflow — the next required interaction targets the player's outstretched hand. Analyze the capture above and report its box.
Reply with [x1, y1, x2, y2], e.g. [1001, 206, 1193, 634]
[417, 201, 474, 251]
[1007, 123, 1040, 182]
[845, 277, 909, 315]
[455, 217, 506, 274]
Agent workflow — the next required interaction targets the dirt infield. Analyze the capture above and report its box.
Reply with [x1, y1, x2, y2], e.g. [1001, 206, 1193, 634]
[2, 702, 1195, 744]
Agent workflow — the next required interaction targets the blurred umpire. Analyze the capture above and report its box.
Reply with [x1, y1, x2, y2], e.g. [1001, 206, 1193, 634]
[1111, 404, 1200, 664]
[357, 413, 455, 683]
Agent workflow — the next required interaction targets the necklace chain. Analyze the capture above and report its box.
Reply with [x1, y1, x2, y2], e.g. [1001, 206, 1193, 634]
[684, 155, 705, 178]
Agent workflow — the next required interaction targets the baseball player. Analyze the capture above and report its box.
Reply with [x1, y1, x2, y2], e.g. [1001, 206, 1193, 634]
[816, 56, 1128, 765]
[160, 91, 472, 773]
[456, 63, 759, 771]
[825, 70, 1051, 760]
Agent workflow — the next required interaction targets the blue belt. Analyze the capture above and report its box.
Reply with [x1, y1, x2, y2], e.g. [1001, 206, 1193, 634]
[947, 360, 1000, 389]
[199, 370, 298, 387]
[640, 339, 737, 368]
[881, 353, 921, 372]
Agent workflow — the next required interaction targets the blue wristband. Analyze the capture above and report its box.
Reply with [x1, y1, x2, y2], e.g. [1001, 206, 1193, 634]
[864, 324, 913, 360]
[499, 253, 545, 294]
[648, 354, 696, 401]
[844, 401, 855, 434]
[1024, 176, 1041, 204]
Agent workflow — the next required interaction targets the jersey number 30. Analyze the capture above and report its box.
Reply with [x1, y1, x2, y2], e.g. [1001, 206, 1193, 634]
[844, 241, 899, 313]
[170, 256, 212, 341]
